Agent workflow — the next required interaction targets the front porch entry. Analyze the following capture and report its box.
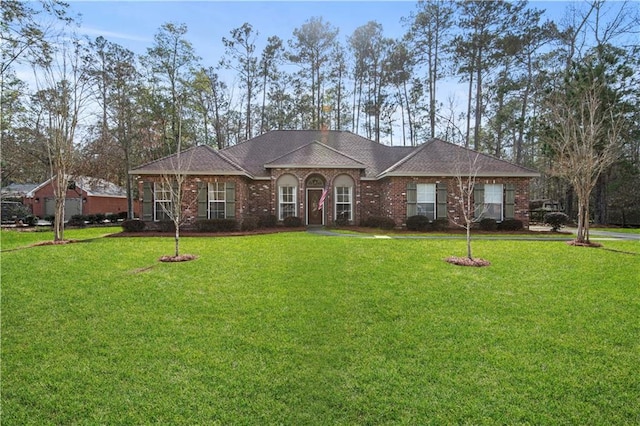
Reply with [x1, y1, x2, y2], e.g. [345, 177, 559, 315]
[306, 175, 326, 225]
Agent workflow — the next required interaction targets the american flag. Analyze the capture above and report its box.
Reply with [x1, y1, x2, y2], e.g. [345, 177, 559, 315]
[317, 187, 328, 210]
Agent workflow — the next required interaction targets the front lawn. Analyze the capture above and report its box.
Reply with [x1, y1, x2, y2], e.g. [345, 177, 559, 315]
[2, 232, 639, 424]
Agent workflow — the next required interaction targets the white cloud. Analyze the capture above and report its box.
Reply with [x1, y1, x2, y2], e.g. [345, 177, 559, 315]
[79, 25, 151, 44]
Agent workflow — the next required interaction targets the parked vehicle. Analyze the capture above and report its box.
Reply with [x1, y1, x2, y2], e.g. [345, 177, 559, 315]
[529, 199, 563, 223]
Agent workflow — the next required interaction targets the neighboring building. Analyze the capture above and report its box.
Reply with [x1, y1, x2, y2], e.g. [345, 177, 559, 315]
[24, 176, 128, 220]
[1, 183, 39, 200]
[130, 130, 540, 228]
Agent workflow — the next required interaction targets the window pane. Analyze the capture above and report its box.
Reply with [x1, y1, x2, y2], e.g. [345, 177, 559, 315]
[484, 184, 503, 204]
[279, 186, 296, 220]
[484, 184, 503, 220]
[417, 184, 435, 203]
[208, 183, 227, 218]
[485, 204, 502, 220]
[210, 202, 225, 219]
[209, 183, 225, 201]
[416, 184, 435, 219]
[416, 203, 435, 219]
[335, 186, 352, 221]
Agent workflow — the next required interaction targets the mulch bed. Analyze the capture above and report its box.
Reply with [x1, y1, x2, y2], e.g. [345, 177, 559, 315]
[108, 227, 307, 238]
[566, 240, 603, 248]
[159, 254, 198, 262]
[445, 256, 491, 267]
[31, 239, 80, 247]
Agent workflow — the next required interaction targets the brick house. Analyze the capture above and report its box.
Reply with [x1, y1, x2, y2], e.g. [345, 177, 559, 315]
[24, 176, 129, 221]
[130, 130, 539, 228]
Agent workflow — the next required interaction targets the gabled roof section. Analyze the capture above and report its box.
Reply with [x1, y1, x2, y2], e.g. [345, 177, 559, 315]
[222, 130, 412, 178]
[380, 138, 540, 178]
[264, 140, 366, 169]
[130, 145, 249, 177]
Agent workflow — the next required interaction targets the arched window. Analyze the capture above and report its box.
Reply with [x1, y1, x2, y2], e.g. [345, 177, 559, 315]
[277, 174, 298, 220]
[334, 174, 354, 222]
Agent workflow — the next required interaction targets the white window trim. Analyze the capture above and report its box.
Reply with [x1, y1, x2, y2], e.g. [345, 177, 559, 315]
[279, 185, 297, 220]
[208, 182, 226, 219]
[334, 186, 353, 221]
[484, 183, 504, 221]
[154, 182, 172, 222]
[416, 183, 436, 220]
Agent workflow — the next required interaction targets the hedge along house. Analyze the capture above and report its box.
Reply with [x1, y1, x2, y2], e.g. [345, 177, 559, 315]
[129, 130, 539, 228]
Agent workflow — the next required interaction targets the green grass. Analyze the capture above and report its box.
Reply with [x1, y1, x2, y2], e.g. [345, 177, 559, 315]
[2, 231, 639, 424]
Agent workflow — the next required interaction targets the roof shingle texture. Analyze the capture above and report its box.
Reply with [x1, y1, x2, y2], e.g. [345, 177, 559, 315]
[131, 130, 538, 178]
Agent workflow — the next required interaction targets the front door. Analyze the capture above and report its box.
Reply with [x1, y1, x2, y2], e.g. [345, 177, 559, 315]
[307, 189, 324, 225]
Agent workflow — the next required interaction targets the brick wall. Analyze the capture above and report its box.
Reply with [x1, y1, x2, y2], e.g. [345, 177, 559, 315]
[137, 173, 533, 229]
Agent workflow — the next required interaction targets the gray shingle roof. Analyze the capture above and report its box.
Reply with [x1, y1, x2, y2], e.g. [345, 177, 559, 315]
[130, 131, 539, 179]
[130, 145, 247, 176]
[222, 130, 412, 178]
[380, 139, 539, 177]
[265, 141, 366, 169]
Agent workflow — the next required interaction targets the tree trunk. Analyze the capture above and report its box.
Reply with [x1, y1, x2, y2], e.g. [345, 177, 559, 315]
[174, 224, 180, 257]
[466, 222, 473, 259]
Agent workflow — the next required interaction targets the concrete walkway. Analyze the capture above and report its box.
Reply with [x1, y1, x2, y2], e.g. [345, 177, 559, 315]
[307, 226, 640, 241]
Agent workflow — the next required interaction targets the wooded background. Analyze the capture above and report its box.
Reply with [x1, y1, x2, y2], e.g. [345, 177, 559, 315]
[2, 0, 639, 225]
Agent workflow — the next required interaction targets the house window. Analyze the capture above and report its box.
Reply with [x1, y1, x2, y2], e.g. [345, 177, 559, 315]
[208, 182, 226, 219]
[484, 184, 503, 221]
[279, 186, 296, 220]
[416, 183, 436, 220]
[407, 182, 447, 220]
[335, 186, 352, 221]
[154, 182, 173, 221]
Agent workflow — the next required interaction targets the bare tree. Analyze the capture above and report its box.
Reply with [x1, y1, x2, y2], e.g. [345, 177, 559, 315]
[449, 152, 488, 262]
[31, 35, 90, 241]
[544, 72, 623, 244]
[157, 101, 197, 259]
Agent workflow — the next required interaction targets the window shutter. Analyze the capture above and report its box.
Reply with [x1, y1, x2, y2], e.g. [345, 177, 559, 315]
[225, 182, 236, 218]
[505, 183, 515, 219]
[436, 182, 447, 219]
[197, 182, 208, 219]
[474, 183, 484, 219]
[406, 182, 417, 217]
[142, 182, 153, 221]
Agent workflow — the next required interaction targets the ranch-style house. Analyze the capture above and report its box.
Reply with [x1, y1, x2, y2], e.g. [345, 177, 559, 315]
[130, 130, 539, 228]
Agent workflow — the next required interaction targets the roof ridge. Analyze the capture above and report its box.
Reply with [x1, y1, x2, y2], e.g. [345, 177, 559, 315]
[377, 139, 434, 177]
[214, 147, 253, 176]
[433, 138, 541, 174]
[264, 140, 366, 166]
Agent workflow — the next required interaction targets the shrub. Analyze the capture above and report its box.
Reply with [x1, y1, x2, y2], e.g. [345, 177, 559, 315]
[283, 216, 302, 227]
[68, 214, 87, 227]
[94, 213, 107, 223]
[44, 215, 55, 223]
[334, 211, 350, 227]
[121, 219, 146, 232]
[361, 216, 396, 230]
[258, 214, 278, 228]
[544, 212, 569, 232]
[24, 215, 39, 226]
[158, 220, 176, 233]
[479, 218, 498, 231]
[498, 219, 523, 231]
[194, 219, 238, 233]
[241, 216, 259, 231]
[106, 213, 120, 223]
[85, 214, 98, 224]
[406, 215, 431, 231]
[432, 218, 450, 231]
